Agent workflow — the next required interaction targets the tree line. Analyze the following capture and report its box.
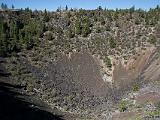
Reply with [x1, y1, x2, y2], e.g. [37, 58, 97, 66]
[0, 3, 160, 57]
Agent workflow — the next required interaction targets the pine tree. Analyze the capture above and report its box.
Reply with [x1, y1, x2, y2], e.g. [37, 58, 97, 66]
[1, 3, 4, 9]
[65, 5, 68, 11]
[12, 4, 14, 9]
[75, 20, 82, 35]
[1, 3, 7, 9]
[100, 17, 105, 25]
[82, 17, 91, 37]
[44, 9, 49, 22]
[4, 4, 8, 9]
[82, 23, 90, 37]
[109, 37, 116, 48]
[67, 27, 75, 38]
[98, 6, 102, 11]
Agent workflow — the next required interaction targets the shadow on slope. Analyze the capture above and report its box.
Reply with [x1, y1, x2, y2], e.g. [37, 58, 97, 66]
[0, 64, 63, 120]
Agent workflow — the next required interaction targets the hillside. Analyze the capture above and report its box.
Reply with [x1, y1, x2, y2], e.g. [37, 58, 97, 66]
[0, 6, 160, 119]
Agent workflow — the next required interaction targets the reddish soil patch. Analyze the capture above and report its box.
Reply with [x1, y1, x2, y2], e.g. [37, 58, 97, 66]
[136, 91, 160, 104]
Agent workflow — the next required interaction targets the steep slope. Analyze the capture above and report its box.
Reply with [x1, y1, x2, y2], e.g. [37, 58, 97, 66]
[113, 46, 157, 88]
[2, 46, 160, 119]
[0, 8, 160, 119]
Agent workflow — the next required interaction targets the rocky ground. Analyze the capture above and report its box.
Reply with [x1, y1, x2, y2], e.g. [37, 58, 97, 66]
[1, 46, 160, 120]
[0, 7, 160, 120]
[0, 60, 88, 120]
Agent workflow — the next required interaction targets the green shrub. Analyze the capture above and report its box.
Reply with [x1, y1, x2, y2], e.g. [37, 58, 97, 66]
[148, 35, 157, 45]
[67, 28, 75, 38]
[26, 83, 34, 92]
[104, 57, 112, 68]
[132, 84, 140, 92]
[155, 101, 160, 110]
[109, 37, 116, 48]
[147, 110, 160, 117]
[119, 100, 128, 112]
